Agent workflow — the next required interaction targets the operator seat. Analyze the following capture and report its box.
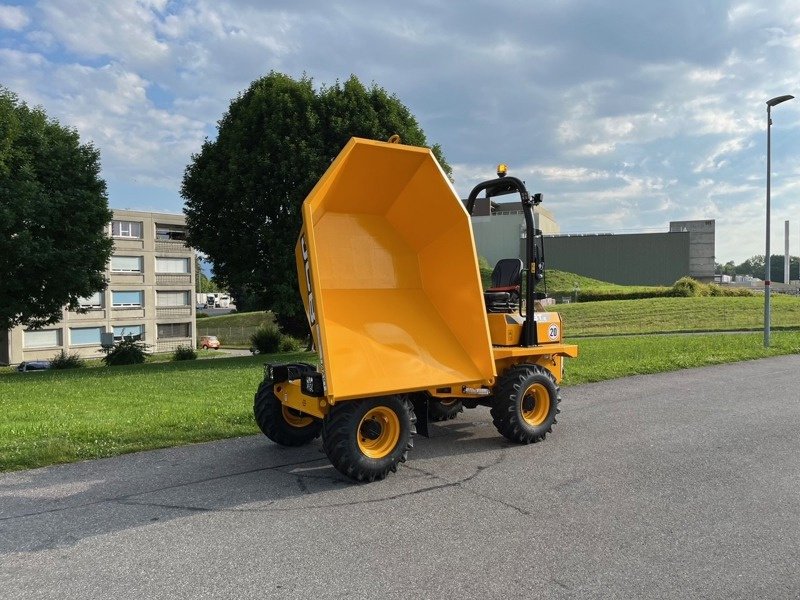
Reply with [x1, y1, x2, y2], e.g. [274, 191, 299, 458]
[483, 258, 523, 313]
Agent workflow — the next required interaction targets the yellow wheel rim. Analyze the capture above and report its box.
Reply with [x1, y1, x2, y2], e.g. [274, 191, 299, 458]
[282, 406, 314, 428]
[357, 406, 400, 459]
[521, 383, 551, 427]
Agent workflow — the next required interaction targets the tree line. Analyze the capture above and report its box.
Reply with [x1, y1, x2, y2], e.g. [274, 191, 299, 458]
[716, 255, 800, 282]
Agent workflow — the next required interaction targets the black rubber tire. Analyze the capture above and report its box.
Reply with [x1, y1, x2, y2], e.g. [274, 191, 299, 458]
[253, 380, 322, 446]
[322, 395, 416, 482]
[490, 364, 561, 444]
[428, 398, 463, 422]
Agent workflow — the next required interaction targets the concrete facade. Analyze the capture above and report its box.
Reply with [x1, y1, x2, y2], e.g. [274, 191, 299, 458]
[669, 220, 715, 282]
[1, 210, 196, 365]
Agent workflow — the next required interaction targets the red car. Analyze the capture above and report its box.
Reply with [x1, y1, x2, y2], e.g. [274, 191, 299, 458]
[199, 335, 220, 350]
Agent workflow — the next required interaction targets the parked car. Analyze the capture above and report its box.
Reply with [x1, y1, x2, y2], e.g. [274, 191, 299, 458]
[199, 335, 221, 350]
[17, 360, 51, 372]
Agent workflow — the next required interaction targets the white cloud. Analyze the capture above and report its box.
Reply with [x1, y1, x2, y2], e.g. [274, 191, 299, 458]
[38, 0, 170, 66]
[693, 137, 750, 172]
[0, 5, 29, 30]
[529, 165, 611, 183]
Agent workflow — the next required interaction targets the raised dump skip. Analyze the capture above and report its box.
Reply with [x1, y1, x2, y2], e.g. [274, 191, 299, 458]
[296, 138, 495, 401]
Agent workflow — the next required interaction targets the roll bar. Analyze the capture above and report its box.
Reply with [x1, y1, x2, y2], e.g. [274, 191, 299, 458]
[466, 176, 542, 347]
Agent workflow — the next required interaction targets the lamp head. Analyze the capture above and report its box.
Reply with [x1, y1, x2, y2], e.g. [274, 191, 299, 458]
[767, 95, 794, 107]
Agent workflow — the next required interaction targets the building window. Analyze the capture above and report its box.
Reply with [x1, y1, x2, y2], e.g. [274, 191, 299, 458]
[155, 257, 189, 273]
[111, 220, 143, 239]
[111, 256, 143, 273]
[157, 322, 191, 339]
[155, 224, 187, 241]
[77, 291, 103, 309]
[113, 325, 144, 341]
[23, 329, 62, 349]
[156, 291, 190, 306]
[111, 290, 143, 307]
[70, 327, 103, 346]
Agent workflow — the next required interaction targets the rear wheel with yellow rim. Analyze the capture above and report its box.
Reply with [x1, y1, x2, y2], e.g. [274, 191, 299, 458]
[322, 395, 416, 482]
[490, 364, 560, 444]
[253, 380, 322, 446]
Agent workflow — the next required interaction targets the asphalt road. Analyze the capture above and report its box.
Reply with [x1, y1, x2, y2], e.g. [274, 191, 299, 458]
[2, 355, 799, 599]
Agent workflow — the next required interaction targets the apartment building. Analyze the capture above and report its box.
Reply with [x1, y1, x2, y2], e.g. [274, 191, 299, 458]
[0, 210, 196, 365]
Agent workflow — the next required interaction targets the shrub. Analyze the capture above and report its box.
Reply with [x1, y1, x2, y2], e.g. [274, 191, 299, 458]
[173, 345, 197, 361]
[196, 312, 210, 319]
[103, 339, 148, 366]
[50, 350, 85, 370]
[671, 276, 703, 297]
[279, 336, 302, 353]
[250, 323, 282, 354]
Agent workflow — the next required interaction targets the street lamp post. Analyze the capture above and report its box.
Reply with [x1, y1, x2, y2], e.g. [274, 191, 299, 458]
[764, 94, 794, 347]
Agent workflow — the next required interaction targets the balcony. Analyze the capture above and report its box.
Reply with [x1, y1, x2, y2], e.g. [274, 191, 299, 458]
[155, 239, 191, 254]
[155, 273, 191, 286]
[67, 309, 106, 322]
[156, 306, 192, 318]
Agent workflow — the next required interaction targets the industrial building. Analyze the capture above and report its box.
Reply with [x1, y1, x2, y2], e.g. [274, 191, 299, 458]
[0, 210, 196, 365]
[469, 200, 714, 286]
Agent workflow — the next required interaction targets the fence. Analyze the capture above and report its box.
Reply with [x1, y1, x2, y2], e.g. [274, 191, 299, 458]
[197, 326, 260, 346]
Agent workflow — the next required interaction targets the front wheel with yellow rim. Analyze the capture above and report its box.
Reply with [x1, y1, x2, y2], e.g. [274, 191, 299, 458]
[322, 396, 416, 482]
[254, 380, 322, 447]
[490, 364, 560, 444]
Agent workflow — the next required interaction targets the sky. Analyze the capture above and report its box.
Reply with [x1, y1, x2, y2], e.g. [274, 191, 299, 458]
[2, 0, 800, 264]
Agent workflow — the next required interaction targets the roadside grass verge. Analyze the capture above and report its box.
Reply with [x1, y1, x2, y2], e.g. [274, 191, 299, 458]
[562, 331, 800, 385]
[3, 331, 800, 472]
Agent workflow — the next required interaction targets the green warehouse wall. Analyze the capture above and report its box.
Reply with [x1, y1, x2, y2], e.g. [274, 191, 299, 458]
[542, 232, 691, 286]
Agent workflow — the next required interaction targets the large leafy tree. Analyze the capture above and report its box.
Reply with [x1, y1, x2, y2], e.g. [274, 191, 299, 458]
[182, 73, 450, 335]
[0, 88, 112, 329]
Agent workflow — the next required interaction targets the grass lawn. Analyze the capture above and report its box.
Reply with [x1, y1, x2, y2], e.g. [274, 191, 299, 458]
[558, 295, 800, 336]
[0, 351, 311, 472]
[3, 331, 800, 472]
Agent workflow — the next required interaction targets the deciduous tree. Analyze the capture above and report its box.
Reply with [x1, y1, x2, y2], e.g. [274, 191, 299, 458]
[182, 73, 450, 336]
[0, 87, 112, 329]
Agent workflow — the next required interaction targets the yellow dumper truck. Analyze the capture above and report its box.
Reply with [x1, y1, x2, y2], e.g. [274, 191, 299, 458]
[254, 137, 577, 481]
